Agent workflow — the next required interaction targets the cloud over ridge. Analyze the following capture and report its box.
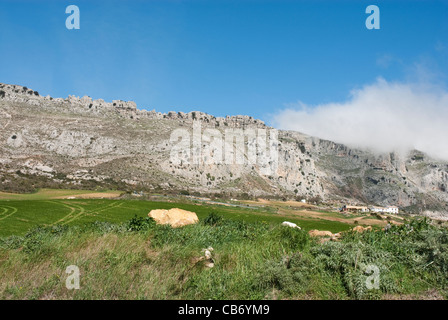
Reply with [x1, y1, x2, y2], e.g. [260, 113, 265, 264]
[272, 78, 448, 160]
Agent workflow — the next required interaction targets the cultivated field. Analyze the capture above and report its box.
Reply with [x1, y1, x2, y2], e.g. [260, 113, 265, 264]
[0, 190, 355, 238]
[0, 188, 123, 200]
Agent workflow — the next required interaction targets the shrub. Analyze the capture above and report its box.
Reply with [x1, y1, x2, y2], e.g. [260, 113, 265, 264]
[256, 252, 313, 295]
[21, 225, 66, 255]
[127, 215, 155, 232]
[202, 212, 223, 226]
[311, 241, 397, 299]
[308, 195, 323, 205]
[0, 235, 24, 250]
[268, 226, 309, 251]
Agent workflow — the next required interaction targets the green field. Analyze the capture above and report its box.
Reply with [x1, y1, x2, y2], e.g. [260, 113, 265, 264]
[0, 190, 446, 300]
[0, 210, 446, 300]
[0, 190, 353, 238]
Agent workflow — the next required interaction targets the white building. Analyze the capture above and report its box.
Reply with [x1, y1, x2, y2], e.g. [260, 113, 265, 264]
[342, 205, 369, 213]
[370, 206, 399, 214]
[387, 206, 399, 214]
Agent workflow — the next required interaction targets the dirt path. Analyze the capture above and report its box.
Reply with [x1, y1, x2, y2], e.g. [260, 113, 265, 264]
[61, 203, 86, 225]
[54, 192, 122, 199]
[0, 206, 18, 221]
[243, 199, 317, 209]
[50, 200, 124, 225]
[86, 201, 123, 217]
[48, 201, 78, 226]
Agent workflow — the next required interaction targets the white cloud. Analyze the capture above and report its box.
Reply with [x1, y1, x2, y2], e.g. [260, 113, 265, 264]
[272, 78, 448, 160]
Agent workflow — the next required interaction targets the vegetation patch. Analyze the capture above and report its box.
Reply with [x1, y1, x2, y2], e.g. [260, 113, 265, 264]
[0, 214, 446, 300]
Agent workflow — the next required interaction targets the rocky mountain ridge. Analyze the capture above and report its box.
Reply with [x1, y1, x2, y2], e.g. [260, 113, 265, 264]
[0, 83, 266, 128]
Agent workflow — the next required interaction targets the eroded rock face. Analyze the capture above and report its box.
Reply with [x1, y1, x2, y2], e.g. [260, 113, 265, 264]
[148, 208, 199, 228]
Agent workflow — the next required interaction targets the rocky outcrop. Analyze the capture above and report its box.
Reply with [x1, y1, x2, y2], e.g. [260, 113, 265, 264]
[308, 230, 334, 237]
[0, 83, 265, 128]
[148, 208, 199, 228]
[352, 225, 372, 233]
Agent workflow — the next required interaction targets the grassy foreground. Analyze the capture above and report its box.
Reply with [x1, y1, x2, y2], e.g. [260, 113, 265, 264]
[0, 214, 447, 300]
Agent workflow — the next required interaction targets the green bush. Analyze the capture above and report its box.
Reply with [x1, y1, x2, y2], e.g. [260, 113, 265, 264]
[202, 212, 223, 226]
[127, 215, 156, 232]
[256, 252, 313, 295]
[267, 225, 309, 251]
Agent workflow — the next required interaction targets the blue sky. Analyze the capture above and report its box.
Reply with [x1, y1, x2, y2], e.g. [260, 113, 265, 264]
[0, 0, 447, 122]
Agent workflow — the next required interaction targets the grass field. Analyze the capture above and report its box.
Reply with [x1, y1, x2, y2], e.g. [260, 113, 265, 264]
[3, 189, 418, 239]
[0, 197, 353, 238]
[0, 189, 446, 300]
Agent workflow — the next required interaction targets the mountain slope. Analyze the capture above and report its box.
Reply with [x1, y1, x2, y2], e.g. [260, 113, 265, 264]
[1, 82, 447, 218]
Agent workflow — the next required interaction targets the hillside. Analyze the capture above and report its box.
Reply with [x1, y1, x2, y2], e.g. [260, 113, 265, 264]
[1, 82, 447, 219]
[0, 214, 447, 300]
